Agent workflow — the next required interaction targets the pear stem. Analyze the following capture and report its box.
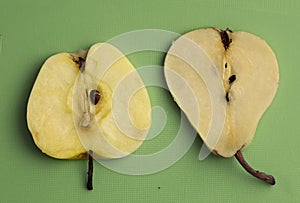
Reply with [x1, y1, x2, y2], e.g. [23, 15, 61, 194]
[234, 150, 275, 185]
[87, 150, 93, 190]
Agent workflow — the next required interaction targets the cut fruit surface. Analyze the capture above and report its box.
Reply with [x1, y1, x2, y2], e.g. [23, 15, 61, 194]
[164, 28, 279, 158]
[27, 43, 151, 159]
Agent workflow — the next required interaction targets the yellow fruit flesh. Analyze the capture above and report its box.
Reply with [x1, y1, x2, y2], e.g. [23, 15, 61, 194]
[27, 53, 86, 158]
[27, 43, 151, 159]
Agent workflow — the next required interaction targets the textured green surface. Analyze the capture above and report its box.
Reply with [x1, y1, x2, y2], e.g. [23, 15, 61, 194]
[1, 0, 300, 202]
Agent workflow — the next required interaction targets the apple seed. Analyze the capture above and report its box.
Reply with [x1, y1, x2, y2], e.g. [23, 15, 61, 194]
[90, 90, 101, 105]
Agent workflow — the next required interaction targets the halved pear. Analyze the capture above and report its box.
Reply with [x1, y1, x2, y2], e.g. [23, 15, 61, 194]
[27, 43, 151, 160]
[164, 28, 279, 184]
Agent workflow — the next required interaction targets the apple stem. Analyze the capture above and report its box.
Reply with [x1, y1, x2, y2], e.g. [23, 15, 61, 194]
[234, 150, 275, 185]
[87, 150, 93, 190]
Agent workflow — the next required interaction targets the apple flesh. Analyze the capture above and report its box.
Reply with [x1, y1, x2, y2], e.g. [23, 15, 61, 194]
[27, 43, 151, 160]
[164, 28, 278, 184]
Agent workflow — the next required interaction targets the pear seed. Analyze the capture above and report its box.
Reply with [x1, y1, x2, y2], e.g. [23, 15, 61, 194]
[229, 75, 236, 84]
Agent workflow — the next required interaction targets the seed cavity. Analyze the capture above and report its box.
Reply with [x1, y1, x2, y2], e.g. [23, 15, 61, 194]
[90, 90, 101, 105]
[229, 75, 236, 84]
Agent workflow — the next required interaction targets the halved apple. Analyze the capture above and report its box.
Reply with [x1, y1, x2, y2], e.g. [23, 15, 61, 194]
[27, 43, 151, 160]
[164, 28, 279, 184]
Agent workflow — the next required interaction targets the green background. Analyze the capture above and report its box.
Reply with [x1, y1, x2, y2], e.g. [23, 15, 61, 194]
[1, 0, 299, 202]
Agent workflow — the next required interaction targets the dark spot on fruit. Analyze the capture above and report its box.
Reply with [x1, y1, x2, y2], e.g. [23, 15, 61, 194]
[158, 186, 161, 189]
[229, 75, 236, 84]
[90, 90, 101, 105]
[72, 55, 86, 72]
[72, 152, 88, 159]
[78, 57, 85, 72]
[225, 63, 227, 68]
[225, 92, 230, 102]
[220, 29, 232, 50]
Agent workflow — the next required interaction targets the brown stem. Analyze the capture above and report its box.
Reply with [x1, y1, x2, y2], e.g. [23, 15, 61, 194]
[87, 150, 94, 190]
[234, 150, 275, 185]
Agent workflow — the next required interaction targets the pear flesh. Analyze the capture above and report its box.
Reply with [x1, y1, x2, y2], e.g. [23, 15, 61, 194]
[27, 43, 151, 159]
[164, 28, 278, 184]
[165, 28, 279, 157]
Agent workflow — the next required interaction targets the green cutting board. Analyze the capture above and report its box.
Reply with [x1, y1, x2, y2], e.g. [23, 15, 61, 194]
[1, 0, 299, 202]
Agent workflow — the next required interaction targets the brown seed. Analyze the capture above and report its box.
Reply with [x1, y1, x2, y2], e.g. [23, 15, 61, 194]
[229, 75, 236, 84]
[90, 90, 101, 105]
